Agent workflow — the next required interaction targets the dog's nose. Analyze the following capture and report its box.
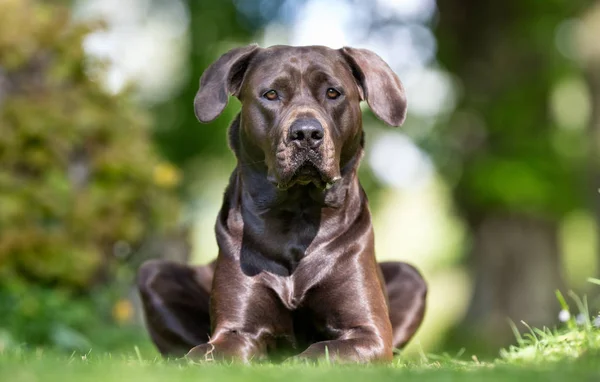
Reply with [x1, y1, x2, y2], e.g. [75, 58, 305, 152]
[289, 118, 324, 148]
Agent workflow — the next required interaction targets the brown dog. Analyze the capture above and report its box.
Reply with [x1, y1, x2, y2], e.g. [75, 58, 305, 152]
[137, 45, 427, 363]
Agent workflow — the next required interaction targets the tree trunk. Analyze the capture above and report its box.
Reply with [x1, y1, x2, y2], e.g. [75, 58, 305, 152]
[579, 2, 600, 277]
[586, 69, 600, 278]
[463, 215, 562, 349]
[434, 0, 579, 353]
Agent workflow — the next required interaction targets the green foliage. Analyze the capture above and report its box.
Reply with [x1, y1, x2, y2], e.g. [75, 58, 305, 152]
[0, 277, 151, 353]
[152, 1, 249, 168]
[433, 0, 589, 218]
[499, 289, 600, 364]
[151, 1, 281, 179]
[0, 0, 180, 289]
[0, 0, 181, 350]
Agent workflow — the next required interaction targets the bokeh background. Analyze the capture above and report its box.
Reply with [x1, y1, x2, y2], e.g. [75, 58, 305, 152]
[1, 0, 599, 359]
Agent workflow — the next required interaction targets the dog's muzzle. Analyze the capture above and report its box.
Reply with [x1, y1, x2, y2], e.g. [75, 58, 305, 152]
[269, 117, 340, 190]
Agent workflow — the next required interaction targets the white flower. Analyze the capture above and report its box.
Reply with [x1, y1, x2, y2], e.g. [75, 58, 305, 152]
[558, 309, 571, 322]
[594, 316, 600, 328]
[575, 313, 586, 326]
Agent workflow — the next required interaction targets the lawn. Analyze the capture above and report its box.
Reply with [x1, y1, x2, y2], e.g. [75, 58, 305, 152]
[0, 351, 598, 382]
[1, 322, 599, 382]
[2, 288, 599, 382]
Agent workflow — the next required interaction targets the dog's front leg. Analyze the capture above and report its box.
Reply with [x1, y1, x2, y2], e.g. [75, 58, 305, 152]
[292, 257, 394, 363]
[186, 255, 292, 363]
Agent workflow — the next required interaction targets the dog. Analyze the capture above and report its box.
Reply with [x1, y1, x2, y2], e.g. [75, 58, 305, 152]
[137, 45, 427, 363]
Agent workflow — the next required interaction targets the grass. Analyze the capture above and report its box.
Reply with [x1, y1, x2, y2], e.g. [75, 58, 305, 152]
[1, 324, 598, 382]
[0, 347, 598, 382]
[1, 285, 599, 381]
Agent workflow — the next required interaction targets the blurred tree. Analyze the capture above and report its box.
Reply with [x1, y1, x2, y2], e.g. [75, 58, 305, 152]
[0, 0, 180, 349]
[151, 0, 287, 181]
[578, 2, 600, 276]
[433, 0, 589, 353]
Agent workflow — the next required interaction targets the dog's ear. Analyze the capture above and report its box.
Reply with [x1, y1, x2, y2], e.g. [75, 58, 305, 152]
[194, 44, 260, 123]
[340, 47, 407, 127]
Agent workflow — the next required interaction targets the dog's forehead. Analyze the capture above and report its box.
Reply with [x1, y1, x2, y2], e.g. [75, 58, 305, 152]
[247, 45, 348, 82]
[264, 45, 337, 61]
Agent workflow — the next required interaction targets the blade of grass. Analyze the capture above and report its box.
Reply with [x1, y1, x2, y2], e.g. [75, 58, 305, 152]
[508, 319, 525, 346]
[134, 346, 143, 364]
[588, 278, 600, 286]
[568, 291, 591, 327]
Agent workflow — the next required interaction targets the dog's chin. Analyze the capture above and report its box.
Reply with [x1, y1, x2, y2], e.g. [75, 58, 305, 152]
[271, 163, 340, 191]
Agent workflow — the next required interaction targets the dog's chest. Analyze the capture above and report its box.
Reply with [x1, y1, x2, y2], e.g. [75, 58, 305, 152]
[253, 216, 327, 307]
[256, 207, 322, 268]
[237, 192, 333, 308]
[259, 264, 315, 312]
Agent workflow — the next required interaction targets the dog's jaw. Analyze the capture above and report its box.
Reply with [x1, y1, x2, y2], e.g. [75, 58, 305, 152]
[268, 133, 341, 190]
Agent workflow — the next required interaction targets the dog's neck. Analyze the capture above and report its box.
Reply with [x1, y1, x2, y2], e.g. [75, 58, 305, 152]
[218, 115, 370, 274]
[233, 150, 366, 274]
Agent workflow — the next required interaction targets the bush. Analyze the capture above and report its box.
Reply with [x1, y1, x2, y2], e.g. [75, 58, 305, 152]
[0, 0, 181, 349]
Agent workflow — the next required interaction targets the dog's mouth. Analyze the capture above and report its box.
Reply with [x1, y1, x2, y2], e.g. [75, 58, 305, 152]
[269, 161, 340, 191]
[293, 163, 323, 186]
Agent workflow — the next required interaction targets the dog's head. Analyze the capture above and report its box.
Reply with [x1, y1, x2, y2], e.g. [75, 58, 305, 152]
[194, 45, 407, 190]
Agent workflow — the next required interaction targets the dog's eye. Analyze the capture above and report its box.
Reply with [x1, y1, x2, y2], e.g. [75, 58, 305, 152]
[326, 88, 341, 99]
[263, 90, 279, 101]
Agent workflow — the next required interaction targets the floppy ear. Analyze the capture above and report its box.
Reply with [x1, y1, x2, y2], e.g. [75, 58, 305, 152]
[194, 44, 260, 123]
[340, 47, 407, 127]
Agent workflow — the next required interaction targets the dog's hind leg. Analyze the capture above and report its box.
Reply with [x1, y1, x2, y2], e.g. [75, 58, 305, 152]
[137, 260, 215, 357]
[379, 262, 427, 349]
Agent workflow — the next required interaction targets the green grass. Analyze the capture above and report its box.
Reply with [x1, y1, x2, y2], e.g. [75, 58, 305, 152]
[2, 285, 599, 381]
[0, 351, 598, 382]
[1, 324, 599, 382]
